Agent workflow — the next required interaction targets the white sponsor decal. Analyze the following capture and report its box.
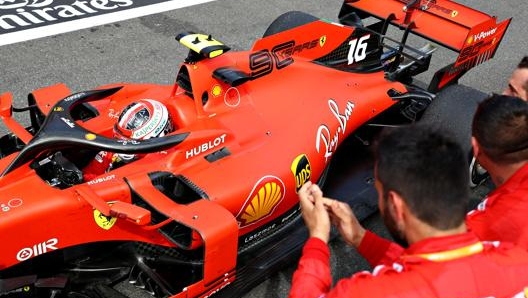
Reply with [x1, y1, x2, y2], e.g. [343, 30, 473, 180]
[62, 92, 85, 102]
[60, 117, 75, 128]
[117, 139, 140, 145]
[204, 280, 231, 298]
[108, 108, 120, 119]
[186, 133, 226, 159]
[0, 0, 219, 46]
[16, 238, 59, 261]
[86, 173, 115, 185]
[1, 198, 23, 213]
[316, 100, 354, 162]
[474, 27, 497, 42]
[244, 223, 276, 244]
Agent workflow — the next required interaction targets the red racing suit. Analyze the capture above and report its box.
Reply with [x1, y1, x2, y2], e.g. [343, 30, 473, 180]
[83, 151, 116, 182]
[289, 233, 528, 298]
[357, 162, 528, 267]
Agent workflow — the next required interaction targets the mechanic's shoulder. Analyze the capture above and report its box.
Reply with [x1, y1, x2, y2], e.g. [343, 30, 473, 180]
[341, 263, 434, 296]
[483, 241, 528, 260]
[350, 262, 406, 280]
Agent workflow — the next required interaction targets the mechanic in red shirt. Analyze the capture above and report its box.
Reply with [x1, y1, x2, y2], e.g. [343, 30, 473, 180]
[467, 94, 528, 246]
[289, 124, 528, 298]
[83, 99, 174, 181]
[343, 94, 528, 268]
[503, 56, 528, 101]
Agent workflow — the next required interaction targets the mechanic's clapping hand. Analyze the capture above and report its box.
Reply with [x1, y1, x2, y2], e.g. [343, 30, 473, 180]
[298, 181, 331, 243]
[325, 195, 366, 248]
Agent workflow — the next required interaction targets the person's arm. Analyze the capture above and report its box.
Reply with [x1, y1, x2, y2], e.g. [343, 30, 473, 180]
[325, 198, 405, 267]
[288, 237, 333, 298]
[289, 237, 387, 298]
[83, 151, 113, 181]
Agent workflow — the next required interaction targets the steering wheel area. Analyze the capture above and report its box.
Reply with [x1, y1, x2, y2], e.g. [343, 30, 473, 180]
[1, 87, 189, 186]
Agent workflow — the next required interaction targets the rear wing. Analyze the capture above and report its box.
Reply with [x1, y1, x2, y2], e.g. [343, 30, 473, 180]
[339, 0, 511, 92]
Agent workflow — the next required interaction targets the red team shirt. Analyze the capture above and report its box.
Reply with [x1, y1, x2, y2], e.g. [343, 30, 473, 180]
[466, 163, 528, 248]
[356, 162, 528, 268]
[289, 164, 528, 297]
[289, 234, 528, 298]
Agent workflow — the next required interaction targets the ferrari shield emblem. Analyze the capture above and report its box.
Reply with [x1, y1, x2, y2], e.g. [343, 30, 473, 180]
[319, 35, 326, 47]
[94, 209, 117, 230]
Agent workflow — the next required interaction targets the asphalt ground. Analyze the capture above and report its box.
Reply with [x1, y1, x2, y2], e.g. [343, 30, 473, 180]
[0, 0, 526, 297]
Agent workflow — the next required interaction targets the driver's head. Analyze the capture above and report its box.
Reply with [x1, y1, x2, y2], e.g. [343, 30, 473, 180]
[114, 99, 173, 140]
[503, 56, 528, 101]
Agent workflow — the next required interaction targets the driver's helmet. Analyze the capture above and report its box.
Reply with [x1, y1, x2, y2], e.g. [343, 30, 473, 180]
[114, 99, 173, 140]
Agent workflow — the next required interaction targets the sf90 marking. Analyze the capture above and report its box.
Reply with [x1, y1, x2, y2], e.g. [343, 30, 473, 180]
[249, 38, 318, 79]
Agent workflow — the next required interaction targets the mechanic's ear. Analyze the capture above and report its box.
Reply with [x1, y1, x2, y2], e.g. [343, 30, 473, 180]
[387, 190, 405, 222]
[471, 137, 480, 158]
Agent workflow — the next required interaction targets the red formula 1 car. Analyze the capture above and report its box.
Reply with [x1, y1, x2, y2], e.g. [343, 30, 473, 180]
[0, 0, 510, 297]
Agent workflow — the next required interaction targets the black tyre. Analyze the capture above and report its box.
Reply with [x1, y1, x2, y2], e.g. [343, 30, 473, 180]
[421, 84, 487, 152]
[263, 11, 318, 37]
[420, 84, 490, 187]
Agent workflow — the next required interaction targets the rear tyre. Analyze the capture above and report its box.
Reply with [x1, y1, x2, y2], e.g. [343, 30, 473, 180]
[420, 84, 490, 187]
[263, 11, 318, 37]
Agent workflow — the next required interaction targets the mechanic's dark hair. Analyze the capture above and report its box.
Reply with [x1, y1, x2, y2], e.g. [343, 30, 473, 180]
[517, 56, 528, 69]
[472, 94, 528, 164]
[375, 124, 469, 230]
[518, 56, 528, 93]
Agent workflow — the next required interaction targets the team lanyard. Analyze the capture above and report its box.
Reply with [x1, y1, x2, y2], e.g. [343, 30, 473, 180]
[407, 241, 484, 262]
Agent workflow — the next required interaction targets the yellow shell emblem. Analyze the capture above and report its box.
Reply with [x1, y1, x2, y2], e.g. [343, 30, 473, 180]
[94, 209, 117, 230]
[451, 10, 458, 18]
[237, 176, 285, 227]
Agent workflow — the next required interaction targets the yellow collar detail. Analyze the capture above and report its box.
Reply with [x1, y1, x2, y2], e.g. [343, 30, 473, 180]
[408, 242, 484, 262]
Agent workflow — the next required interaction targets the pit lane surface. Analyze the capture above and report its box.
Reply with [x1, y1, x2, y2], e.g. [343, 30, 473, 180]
[0, 0, 526, 297]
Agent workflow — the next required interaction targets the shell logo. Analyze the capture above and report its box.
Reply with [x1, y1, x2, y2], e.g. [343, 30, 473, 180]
[451, 10, 458, 18]
[237, 176, 285, 228]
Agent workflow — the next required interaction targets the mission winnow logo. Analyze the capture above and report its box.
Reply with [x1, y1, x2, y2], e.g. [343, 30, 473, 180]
[0, 0, 216, 45]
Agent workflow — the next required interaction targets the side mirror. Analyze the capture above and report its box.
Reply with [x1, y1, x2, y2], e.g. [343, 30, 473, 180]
[109, 201, 151, 226]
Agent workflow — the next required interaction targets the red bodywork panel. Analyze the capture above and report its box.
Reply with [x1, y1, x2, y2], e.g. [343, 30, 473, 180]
[0, 1, 509, 296]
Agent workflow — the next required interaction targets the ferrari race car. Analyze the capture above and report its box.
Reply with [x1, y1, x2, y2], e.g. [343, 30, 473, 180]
[0, 0, 510, 297]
